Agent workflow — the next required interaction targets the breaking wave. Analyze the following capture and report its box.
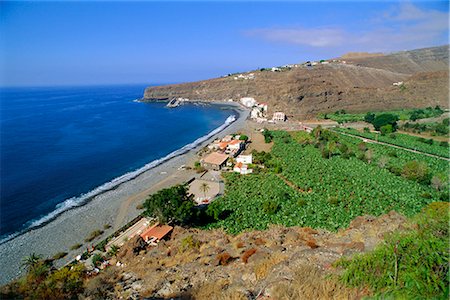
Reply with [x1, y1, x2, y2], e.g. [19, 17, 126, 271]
[0, 114, 236, 245]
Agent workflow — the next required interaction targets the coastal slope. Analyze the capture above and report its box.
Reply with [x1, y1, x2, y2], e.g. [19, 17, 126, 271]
[143, 45, 449, 119]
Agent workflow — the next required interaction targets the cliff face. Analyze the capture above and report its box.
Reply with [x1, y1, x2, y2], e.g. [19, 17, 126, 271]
[144, 45, 449, 119]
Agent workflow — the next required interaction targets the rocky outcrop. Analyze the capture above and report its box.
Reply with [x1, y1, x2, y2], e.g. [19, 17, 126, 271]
[83, 211, 407, 299]
[143, 45, 449, 119]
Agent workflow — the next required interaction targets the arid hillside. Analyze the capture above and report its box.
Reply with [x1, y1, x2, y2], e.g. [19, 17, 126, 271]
[82, 212, 406, 299]
[143, 45, 449, 119]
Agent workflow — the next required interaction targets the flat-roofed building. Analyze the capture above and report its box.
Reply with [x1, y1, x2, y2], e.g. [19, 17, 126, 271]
[201, 152, 229, 170]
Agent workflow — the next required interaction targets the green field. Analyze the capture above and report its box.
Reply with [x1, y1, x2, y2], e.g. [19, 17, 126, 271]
[318, 107, 444, 123]
[334, 127, 450, 158]
[205, 130, 448, 234]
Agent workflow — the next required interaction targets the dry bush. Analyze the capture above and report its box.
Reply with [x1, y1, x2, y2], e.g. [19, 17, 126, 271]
[241, 248, 257, 264]
[306, 238, 319, 249]
[235, 241, 245, 249]
[301, 227, 318, 235]
[83, 267, 120, 299]
[254, 253, 287, 280]
[254, 238, 266, 246]
[216, 252, 232, 266]
[192, 279, 249, 300]
[271, 264, 364, 300]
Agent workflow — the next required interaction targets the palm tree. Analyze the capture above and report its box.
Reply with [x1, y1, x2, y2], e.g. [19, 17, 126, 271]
[200, 182, 210, 199]
[22, 253, 42, 272]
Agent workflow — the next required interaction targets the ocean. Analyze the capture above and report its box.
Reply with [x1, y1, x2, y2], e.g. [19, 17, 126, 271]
[0, 85, 233, 241]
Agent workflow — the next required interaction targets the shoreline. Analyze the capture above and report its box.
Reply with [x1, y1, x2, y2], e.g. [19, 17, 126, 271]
[0, 101, 249, 285]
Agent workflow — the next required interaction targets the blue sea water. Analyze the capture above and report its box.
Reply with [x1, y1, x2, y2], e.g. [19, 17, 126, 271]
[0, 85, 232, 240]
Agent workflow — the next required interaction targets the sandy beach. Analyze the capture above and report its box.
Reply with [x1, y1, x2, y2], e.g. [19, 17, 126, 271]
[0, 102, 249, 285]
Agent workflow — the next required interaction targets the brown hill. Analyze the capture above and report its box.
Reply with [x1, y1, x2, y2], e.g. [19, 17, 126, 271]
[143, 46, 449, 119]
[82, 212, 406, 299]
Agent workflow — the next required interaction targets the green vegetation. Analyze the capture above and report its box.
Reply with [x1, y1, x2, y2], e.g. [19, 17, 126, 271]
[336, 202, 449, 299]
[85, 229, 104, 242]
[1, 255, 85, 299]
[143, 184, 194, 224]
[91, 254, 104, 267]
[238, 134, 249, 141]
[401, 118, 449, 136]
[262, 129, 273, 143]
[70, 243, 82, 250]
[318, 107, 444, 123]
[204, 130, 447, 234]
[334, 127, 450, 158]
[52, 252, 68, 260]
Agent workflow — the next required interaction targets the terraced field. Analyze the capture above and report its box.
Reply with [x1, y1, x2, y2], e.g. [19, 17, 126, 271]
[205, 130, 447, 234]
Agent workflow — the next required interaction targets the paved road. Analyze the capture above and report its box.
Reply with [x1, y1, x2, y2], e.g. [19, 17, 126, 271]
[333, 130, 450, 161]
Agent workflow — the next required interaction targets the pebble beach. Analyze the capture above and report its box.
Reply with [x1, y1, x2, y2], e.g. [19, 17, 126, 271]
[0, 102, 249, 285]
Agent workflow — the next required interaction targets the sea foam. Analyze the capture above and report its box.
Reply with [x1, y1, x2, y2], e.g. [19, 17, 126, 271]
[0, 114, 236, 244]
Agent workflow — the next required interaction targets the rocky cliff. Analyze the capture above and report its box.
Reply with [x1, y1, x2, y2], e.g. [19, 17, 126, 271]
[143, 45, 449, 119]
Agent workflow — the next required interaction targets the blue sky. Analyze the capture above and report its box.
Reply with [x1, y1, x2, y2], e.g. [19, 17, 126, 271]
[0, 1, 448, 87]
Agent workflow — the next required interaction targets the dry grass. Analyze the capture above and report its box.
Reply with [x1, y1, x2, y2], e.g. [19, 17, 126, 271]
[271, 264, 365, 300]
[306, 238, 319, 249]
[241, 248, 257, 264]
[254, 252, 287, 280]
[254, 238, 266, 246]
[234, 241, 245, 249]
[216, 252, 232, 266]
[192, 279, 249, 300]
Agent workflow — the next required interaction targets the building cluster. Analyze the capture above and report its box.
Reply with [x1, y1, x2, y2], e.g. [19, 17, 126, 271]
[201, 134, 253, 175]
[302, 59, 346, 67]
[240, 97, 285, 123]
[233, 73, 255, 80]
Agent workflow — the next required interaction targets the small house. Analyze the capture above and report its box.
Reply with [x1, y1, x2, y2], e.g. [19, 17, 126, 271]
[240, 97, 257, 108]
[236, 154, 252, 164]
[272, 112, 286, 122]
[140, 223, 173, 244]
[202, 152, 229, 170]
[233, 162, 253, 175]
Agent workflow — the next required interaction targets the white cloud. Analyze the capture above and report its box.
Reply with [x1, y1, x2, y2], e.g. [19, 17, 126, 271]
[244, 2, 448, 52]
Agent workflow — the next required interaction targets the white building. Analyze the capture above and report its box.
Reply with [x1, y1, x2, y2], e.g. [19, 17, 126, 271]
[233, 162, 253, 175]
[272, 112, 286, 122]
[258, 103, 268, 112]
[227, 140, 244, 151]
[236, 154, 252, 164]
[240, 97, 258, 108]
[271, 67, 281, 72]
[393, 81, 404, 86]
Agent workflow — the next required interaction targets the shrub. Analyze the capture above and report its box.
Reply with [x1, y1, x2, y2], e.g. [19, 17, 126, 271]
[85, 230, 103, 242]
[52, 252, 68, 260]
[238, 134, 248, 141]
[242, 248, 257, 263]
[91, 254, 104, 267]
[380, 124, 394, 135]
[216, 252, 232, 266]
[263, 200, 279, 214]
[401, 161, 430, 184]
[439, 141, 449, 147]
[297, 199, 307, 207]
[103, 224, 111, 230]
[179, 235, 200, 252]
[70, 243, 82, 250]
[364, 112, 375, 124]
[336, 202, 449, 299]
[328, 196, 340, 206]
[263, 129, 273, 143]
[144, 184, 195, 224]
[357, 142, 367, 152]
[372, 114, 399, 131]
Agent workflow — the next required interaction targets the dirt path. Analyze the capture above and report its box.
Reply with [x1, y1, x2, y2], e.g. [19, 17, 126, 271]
[334, 130, 450, 161]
